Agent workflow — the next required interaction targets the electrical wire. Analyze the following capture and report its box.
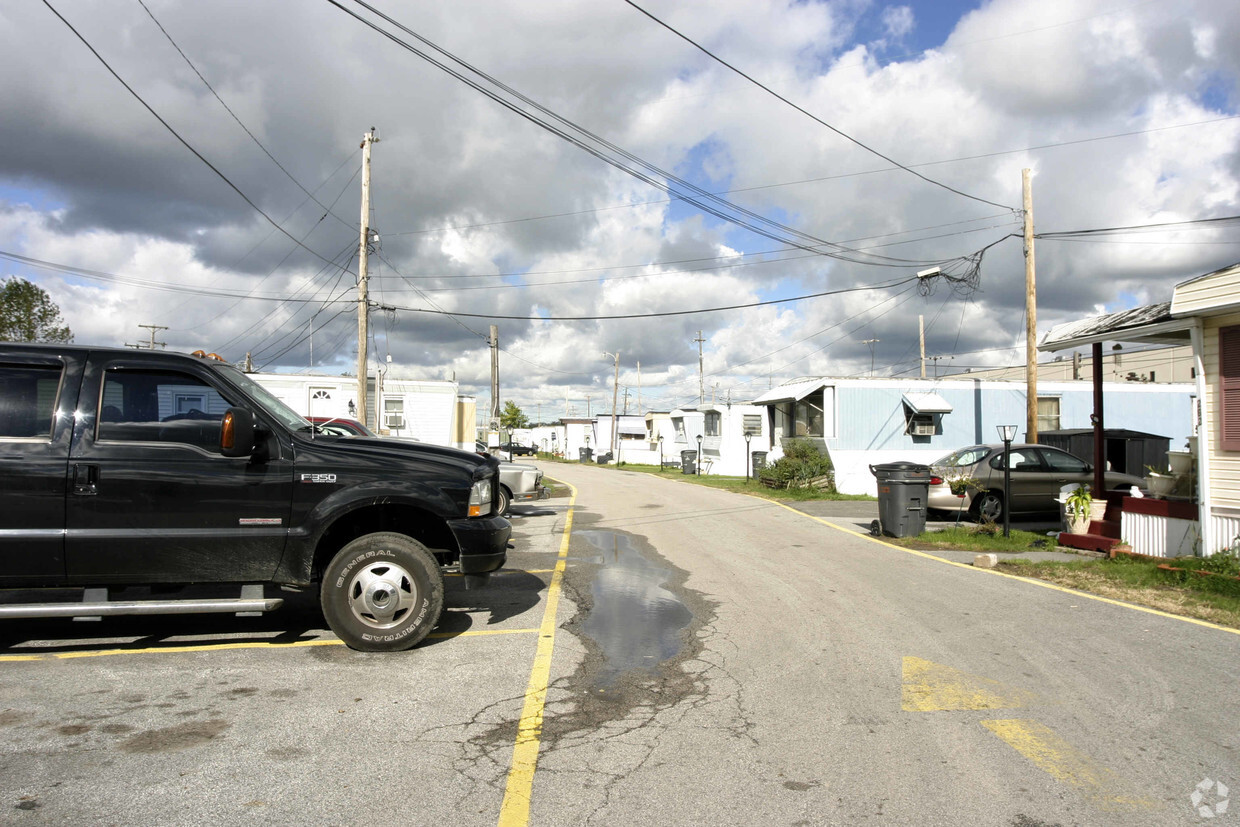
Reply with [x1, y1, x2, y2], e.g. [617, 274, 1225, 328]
[623, 0, 1015, 213]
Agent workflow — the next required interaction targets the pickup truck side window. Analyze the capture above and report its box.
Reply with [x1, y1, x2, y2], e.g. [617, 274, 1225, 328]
[98, 368, 234, 452]
[0, 364, 61, 439]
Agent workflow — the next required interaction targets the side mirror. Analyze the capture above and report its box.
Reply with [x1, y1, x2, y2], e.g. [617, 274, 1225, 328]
[221, 408, 257, 457]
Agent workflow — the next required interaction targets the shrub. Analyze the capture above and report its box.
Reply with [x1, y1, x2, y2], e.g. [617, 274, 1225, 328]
[759, 440, 835, 490]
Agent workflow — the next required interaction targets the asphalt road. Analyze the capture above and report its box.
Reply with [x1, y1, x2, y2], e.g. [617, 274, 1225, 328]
[0, 463, 1236, 826]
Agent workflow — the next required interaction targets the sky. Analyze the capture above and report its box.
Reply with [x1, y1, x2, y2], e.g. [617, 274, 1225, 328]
[1, 0, 1238, 421]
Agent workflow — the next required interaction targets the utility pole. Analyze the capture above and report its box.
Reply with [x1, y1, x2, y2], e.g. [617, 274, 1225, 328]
[604, 351, 620, 457]
[489, 325, 500, 442]
[586, 394, 592, 417]
[636, 361, 641, 413]
[356, 128, 379, 430]
[622, 387, 631, 415]
[1023, 168, 1039, 443]
[127, 324, 167, 350]
[919, 316, 926, 379]
[694, 331, 706, 404]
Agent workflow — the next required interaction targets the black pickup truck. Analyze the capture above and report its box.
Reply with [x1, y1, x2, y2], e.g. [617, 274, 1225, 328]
[0, 344, 511, 651]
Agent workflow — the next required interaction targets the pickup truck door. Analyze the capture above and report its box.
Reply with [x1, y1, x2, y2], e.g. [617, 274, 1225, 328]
[65, 356, 293, 583]
[0, 350, 81, 581]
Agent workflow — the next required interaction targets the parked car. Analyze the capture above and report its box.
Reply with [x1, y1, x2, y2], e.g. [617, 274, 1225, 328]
[927, 443, 1145, 522]
[475, 442, 549, 514]
[500, 442, 537, 456]
[306, 415, 376, 437]
[0, 344, 511, 651]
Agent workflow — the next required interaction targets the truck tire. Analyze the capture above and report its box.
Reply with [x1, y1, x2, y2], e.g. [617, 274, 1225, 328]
[497, 485, 512, 517]
[321, 533, 444, 652]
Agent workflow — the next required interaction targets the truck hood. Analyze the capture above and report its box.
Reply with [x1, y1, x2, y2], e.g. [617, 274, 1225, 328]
[298, 434, 500, 478]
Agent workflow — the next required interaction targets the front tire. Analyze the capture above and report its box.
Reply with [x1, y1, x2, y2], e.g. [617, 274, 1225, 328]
[321, 533, 444, 652]
[971, 490, 1005, 523]
[497, 485, 512, 517]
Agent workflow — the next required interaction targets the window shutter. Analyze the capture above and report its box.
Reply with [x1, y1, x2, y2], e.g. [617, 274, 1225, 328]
[1222, 326, 1240, 451]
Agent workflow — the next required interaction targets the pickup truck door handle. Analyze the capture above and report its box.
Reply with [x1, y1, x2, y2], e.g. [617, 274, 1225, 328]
[73, 464, 99, 496]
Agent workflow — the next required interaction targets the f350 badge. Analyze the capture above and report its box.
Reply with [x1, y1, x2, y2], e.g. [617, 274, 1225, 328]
[301, 473, 338, 484]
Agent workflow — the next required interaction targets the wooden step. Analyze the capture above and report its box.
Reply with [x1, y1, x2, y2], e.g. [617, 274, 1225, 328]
[1058, 531, 1119, 553]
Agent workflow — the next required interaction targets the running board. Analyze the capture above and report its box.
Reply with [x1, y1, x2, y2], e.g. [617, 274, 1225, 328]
[0, 591, 284, 620]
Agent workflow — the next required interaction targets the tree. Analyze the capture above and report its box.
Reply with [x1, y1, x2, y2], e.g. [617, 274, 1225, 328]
[0, 278, 73, 343]
[499, 401, 529, 430]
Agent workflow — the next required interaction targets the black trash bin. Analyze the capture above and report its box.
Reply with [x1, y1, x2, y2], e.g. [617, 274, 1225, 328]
[869, 462, 930, 538]
[579, 447, 594, 464]
[751, 451, 768, 473]
[596, 451, 612, 465]
[680, 450, 697, 474]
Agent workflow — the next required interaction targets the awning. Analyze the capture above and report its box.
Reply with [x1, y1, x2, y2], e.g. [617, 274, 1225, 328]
[1039, 301, 1192, 352]
[618, 419, 647, 436]
[902, 392, 952, 414]
[750, 378, 829, 405]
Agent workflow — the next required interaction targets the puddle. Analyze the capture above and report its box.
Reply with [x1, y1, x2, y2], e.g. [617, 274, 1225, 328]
[574, 530, 693, 688]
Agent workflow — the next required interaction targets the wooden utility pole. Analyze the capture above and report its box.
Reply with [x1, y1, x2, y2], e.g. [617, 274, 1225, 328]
[919, 315, 926, 379]
[1023, 168, 1039, 443]
[357, 128, 379, 430]
[605, 351, 620, 456]
[489, 325, 500, 440]
[636, 361, 642, 413]
[694, 331, 706, 404]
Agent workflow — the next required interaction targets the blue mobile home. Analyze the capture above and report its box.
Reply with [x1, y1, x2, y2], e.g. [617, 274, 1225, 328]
[750, 377, 1195, 495]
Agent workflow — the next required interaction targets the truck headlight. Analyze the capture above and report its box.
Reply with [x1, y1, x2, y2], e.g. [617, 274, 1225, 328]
[468, 478, 493, 517]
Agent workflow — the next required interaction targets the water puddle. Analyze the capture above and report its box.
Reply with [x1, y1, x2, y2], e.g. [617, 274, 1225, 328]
[574, 529, 693, 688]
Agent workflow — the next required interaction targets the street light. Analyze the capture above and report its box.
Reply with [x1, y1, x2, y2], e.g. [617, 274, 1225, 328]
[551, 430, 557, 458]
[507, 426, 514, 462]
[996, 424, 1018, 538]
[696, 434, 703, 476]
[657, 433, 664, 472]
[744, 431, 753, 481]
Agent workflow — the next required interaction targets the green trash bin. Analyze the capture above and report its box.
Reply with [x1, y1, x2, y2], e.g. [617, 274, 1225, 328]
[869, 462, 930, 538]
[680, 450, 697, 474]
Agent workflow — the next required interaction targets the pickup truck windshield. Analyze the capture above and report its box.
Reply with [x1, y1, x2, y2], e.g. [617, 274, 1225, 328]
[214, 364, 312, 431]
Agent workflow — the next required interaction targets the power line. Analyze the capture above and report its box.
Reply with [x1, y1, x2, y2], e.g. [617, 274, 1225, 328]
[136, 0, 358, 234]
[622, 0, 1015, 213]
[42, 0, 358, 280]
[330, 0, 960, 271]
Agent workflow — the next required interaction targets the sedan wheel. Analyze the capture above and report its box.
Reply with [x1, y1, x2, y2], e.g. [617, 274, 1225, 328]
[973, 491, 1004, 523]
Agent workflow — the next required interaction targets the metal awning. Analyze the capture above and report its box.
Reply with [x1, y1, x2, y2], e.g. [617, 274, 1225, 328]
[750, 378, 828, 405]
[1039, 301, 1192, 352]
[902, 392, 952, 414]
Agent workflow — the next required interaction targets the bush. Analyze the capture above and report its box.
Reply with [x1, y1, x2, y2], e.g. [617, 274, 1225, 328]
[759, 440, 835, 490]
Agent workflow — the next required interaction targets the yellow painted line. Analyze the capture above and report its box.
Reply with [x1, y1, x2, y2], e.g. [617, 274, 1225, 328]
[0, 628, 540, 662]
[498, 477, 577, 827]
[901, 656, 1042, 712]
[982, 718, 1159, 812]
[754, 496, 1240, 637]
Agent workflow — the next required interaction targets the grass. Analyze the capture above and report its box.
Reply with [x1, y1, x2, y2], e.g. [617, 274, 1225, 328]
[607, 461, 874, 502]
[994, 555, 1240, 629]
[896, 525, 1057, 553]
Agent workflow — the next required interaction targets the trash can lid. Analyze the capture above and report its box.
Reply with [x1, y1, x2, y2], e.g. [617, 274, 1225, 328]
[869, 461, 931, 480]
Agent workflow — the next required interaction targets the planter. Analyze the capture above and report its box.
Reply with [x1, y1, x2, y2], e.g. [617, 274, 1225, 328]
[1065, 510, 1092, 534]
[1167, 451, 1193, 476]
[1144, 474, 1175, 499]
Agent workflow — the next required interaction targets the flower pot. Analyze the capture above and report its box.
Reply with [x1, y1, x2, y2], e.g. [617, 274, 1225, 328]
[1144, 474, 1175, 499]
[1167, 451, 1192, 476]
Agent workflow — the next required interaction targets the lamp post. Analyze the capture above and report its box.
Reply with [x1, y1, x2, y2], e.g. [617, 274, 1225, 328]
[696, 434, 703, 476]
[996, 424, 1018, 538]
[744, 431, 753, 481]
[658, 434, 664, 472]
[585, 434, 590, 463]
[507, 427, 514, 462]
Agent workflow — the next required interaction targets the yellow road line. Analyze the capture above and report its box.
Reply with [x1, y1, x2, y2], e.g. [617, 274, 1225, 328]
[0, 627, 541, 662]
[757, 496, 1240, 637]
[982, 718, 1159, 812]
[498, 477, 577, 827]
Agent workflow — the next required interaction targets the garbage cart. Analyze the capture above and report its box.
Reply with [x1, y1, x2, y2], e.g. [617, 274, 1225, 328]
[579, 447, 594, 464]
[680, 450, 697, 474]
[869, 462, 930, 538]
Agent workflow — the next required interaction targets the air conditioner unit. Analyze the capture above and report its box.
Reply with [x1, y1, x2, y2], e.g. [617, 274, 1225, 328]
[910, 421, 935, 436]
[384, 415, 405, 429]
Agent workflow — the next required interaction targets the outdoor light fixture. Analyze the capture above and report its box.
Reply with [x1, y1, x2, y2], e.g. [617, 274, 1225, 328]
[696, 434, 703, 476]
[658, 433, 664, 471]
[507, 427, 515, 461]
[996, 424, 1018, 537]
[744, 431, 753, 481]
[348, 400, 356, 418]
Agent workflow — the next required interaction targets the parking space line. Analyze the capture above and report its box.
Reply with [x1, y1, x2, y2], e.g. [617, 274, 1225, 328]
[0, 627, 541, 662]
[498, 477, 577, 827]
[759, 496, 1240, 637]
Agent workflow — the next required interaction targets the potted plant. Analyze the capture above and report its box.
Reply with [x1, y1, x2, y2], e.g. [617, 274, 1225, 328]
[1144, 466, 1175, 499]
[1064, 485, 1093, 534]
